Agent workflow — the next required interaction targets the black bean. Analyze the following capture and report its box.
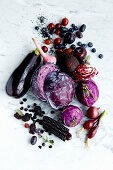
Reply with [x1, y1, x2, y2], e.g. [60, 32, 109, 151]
[49, 145, 52, 148]
[30, 136, 37, 145]
[76, 31, 83, 38]
[38, 146, 42, 149]
[23, 98, 27, 102]
[79, 24, 86, 32]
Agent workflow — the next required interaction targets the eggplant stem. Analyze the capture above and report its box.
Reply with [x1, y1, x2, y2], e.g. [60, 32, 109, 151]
[77, 127, 84, 137]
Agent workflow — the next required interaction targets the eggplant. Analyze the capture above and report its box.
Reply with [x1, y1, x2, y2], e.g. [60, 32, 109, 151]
[6, 49, 41, 98]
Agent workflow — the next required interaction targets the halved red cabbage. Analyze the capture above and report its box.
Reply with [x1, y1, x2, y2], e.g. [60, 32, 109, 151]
[31, 63, 59, 101]
[44, 71, 75, 110]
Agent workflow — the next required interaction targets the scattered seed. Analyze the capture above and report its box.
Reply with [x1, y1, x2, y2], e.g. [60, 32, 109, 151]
[42, 143, 45, 146]
[20, 101, 23, 104]
[20, 107, 23, 110]
[38, 145, 42, 149]
[49, 145, 52, 148]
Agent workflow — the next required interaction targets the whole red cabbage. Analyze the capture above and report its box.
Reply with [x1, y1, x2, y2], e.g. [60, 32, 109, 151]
[76, 79, 99, 107]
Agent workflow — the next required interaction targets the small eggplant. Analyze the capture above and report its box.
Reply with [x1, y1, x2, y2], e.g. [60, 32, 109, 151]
[6, 49, 41, 98]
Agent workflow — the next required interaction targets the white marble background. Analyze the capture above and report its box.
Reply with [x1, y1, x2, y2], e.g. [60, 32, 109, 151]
[0, 0, 113, 170]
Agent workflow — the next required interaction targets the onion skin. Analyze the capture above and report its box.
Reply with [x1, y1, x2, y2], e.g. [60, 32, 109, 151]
[86, 107, 99, 119]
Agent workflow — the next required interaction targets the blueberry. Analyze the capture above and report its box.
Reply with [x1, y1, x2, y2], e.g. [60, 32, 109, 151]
[71, 24, 75, 28]
[54, 45, 59, 49]
[88, 42, 93, 47]
[71, 44, 76, 50]
[98, 54, 103, 59]
[82, 44, 87, 49]
[60, 27, 68, 33]
[59, 32, 66, 38]
[49, 28, 56, 34]
[68, 28, 74, 32]
[91, 48, 96, 53]
[73, 26, 78, 31]
[77, 42, 82, 46]
[35, 26, 39, 31]
[63, 42, 67, 46]
[58, 44, 63, 49]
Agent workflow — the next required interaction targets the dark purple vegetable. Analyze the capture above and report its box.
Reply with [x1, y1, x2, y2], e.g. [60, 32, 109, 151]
[76, 79, 99, 107]
[56, 51, 79, 75]
[42, 116, 72, 141]
[31, 63, 59, 101]
[44, 71, 75, 110]
[6, 49, 41, 98]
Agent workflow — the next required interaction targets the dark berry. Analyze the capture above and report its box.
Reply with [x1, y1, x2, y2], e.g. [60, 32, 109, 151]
[62, 18, 69, 26]
[88, 42, 93, 47]
[82, 44, 87, 49]
[64, 32, 75, 44]
[58, 44, 63, 49]
[48, 132, 52, 135]
[51, 110, 55, 114]
[59, 32, 66, 38]
[79, 24, 86, 32]
[45, 39, 51, 45]
[31, 136, 37, 145]
[23, 98, 27, 102]
[49, 28, 56, 34]
[68, 28, 74, 32]
[73, 26, 78, 31]
[22, 113, 32, 122]
[49, 145, 52, 148]
[29, 123, 36, 134]
[54, 38, 62, 45]
[63, 42, 67, 46]
[38, 145, 42, 149]
[71, 24, 75, 28]
[98, 54, 103, 59]
[20, 107, 23, 110]
[91, 48, 96, 53]
[40, 129, 44, 134]
[55, 23, 61, 29]
[27, 105, 30, 108]
[77, 42, 82, 46]
[48, 23, 55, 29]
[76, 31, 83, 38]
[35, 26, 39, 31]
[60, 27, 68, 33]
[42, 143, 45, 146]
[24, 108, 28, 111]
[70, 44, 76, 50]
[20, 101, 23, 104]
[14, 112, 21, 120]
[42, 46, 48, 53]
[54, 45, 59, 49]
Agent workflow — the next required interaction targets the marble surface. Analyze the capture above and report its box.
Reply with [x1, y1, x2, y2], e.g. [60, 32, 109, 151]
[0, 0, 113, 170]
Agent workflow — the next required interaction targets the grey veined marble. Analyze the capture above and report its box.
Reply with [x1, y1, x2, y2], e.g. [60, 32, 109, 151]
[0, 0, 113, 170]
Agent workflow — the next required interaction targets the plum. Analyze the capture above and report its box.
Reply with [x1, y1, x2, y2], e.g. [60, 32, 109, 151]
[44, 71, 75, 110]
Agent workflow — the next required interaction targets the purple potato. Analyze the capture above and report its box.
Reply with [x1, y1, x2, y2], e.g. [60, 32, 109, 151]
[44, 71, 75, 110]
